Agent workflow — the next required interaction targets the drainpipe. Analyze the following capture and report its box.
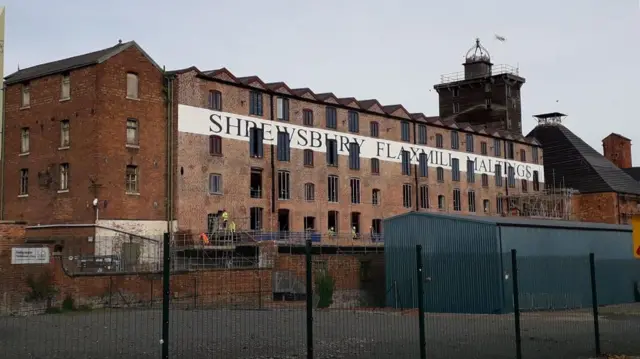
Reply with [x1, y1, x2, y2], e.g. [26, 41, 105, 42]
[412, 122, 419, 211]
[269, 94, 275, 219]
[0, 84, 5, 219]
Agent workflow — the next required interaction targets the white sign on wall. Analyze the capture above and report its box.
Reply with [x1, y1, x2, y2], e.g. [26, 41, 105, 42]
[11, 247, 50, 265]
[178, 105, 545, 182]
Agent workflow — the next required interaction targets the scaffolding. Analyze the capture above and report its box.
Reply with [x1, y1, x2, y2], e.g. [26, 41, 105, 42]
[503, 185, 576, 220]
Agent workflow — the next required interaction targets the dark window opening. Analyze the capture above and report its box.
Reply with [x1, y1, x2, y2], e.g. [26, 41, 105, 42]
[250, 168, 262, 198]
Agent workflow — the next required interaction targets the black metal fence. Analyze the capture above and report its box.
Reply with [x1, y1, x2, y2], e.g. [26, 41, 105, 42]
[1, 234, 639, 358]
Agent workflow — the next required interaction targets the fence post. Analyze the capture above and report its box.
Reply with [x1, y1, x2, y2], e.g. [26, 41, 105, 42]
[393, 280, 399, 309]
[193, 277, 197, 309]
[162, 232, 171, 359]
[589, 253, 601, 356]
[416, 245, 426, 359]
[511, 249, 522, 359]
[305, 238, 314, 359]
[258, 273, 263, 310]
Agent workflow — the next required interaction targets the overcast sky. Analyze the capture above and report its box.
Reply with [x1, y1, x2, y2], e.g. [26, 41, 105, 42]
[4, 1, 639, 164]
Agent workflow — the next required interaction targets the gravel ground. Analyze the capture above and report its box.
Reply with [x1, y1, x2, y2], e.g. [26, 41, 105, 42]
[0, 305, 639, 359]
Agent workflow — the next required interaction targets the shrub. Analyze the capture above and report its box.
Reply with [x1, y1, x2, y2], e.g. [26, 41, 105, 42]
[61, 294, 75, 311]
[25, 272, 58, 305]
[315, 272, 335, 309]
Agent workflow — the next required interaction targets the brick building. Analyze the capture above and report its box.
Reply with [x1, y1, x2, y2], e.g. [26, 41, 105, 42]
[528, 113, 640, 224]
[0, 41, 172, 258]
[0, 39, 545, 245]
[170, 38, 544, 237]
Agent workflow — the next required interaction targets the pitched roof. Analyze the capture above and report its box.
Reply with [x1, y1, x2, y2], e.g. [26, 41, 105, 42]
[622, 167, 640, 182]
[527, 124, 640, 195]
[5, 41, 161, 85]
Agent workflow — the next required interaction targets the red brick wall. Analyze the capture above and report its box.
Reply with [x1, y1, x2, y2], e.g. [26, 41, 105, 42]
[602, 134, 632, 169]
[574, 192, 620, 224]
[2, 44, 167, 224]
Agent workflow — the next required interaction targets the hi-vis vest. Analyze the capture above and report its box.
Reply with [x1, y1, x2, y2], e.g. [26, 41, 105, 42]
[222, 211, 229, 221]
[199, 233, 210, 245]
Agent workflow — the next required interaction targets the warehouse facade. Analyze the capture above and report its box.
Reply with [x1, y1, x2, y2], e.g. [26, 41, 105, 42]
[383, 211, 639, 314]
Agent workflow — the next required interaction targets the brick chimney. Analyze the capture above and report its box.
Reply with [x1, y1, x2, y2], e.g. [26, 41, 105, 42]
[602, 133, 632, 168]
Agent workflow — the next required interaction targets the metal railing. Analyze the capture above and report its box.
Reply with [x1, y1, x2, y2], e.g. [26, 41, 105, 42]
[439, 64, 520, 83]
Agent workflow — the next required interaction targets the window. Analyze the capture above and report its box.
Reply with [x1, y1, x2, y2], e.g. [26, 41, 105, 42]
[438, 195, 445, 209]
[303, 149, 314, 167]
[126, 73, 139, 99]
[328, 210, 339, 232]
[276, 97, 289, 121]
[249, 91, 263, 116]
[371, 158, 380, 175]
[485, 98, 492, 108]
[250, 207, 263, 231]
[60, 120, 70, 148]
[465, 133, 474, 152]
[453, 103, 460, 113]
[278, 171, 290, 200]
[485, 83, 491, 92]
[419, 185, 429, 209]
[401, 121, 410, 142]
[451, 131, 459, 149]
[370, 122, 379, 138]
[401, 150, 411, 175]
[453, 189, 461, 211]
[483, 199, 490, 213]
[532, 147, 539, 164]
[208, 135, 222, 156]
[372, 189, 381, 205]
[496, 196, 504, 214]
[436, 167, 444, 182]
[208, 173, 222, 194]
[481, 174, 489, 187]
[303, 109, 314, 126]
[250, 168, 262, 198]
[326, 139, 338, 166]
[508, 166, 515, 188]
[506, 86, 512, 96]
[371, 219, 382, 235]
[20, 127, 29, 153]
[19, 169, 28, 195]
[348, 111, 359, 133]
[520, 149, 526, 162]
[402, 184, 412, 208]
[506, 142, 515, 159]
[417, 125, 427, 145]
[451, 158, 460, 181]
[468, 190, 476, 212]
[21, 83, 30, 107]
[61, 74, 70, 100]
[350, 178, 361, 204]
[533, 171, 540, 191]
[467, 160, 475, 183]
[512, 98, 517, 109]
[349, 142, 360, 170]
[126, 119, 139, 146]
[480, 141, 487, 155]
[208, 90, 222, 110]
[277, 131, 290, 161]
[452, 88, 459, 97]
[125, 165, 139, 194]
[495, 164, 503, 186]
[418, 153, 428, 177]
[326, 107, 337, 129]
[304, 216, 316, 231]
[304, 183, 315, 201]
[435, 134, 443, 148]
[521, 179, 528, 192]
[494, 139, 502, 157]
[59, 163, 69, 191]
[327, 175, 339, 202]
[249, 127, 264, 158]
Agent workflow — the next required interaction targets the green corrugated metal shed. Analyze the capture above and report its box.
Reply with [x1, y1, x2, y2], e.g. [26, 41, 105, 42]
[383, 211, 639, 314]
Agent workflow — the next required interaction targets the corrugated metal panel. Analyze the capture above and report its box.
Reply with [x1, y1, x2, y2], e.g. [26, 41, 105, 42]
[499, 225, 640, 310]
[384, 212, 504, 314]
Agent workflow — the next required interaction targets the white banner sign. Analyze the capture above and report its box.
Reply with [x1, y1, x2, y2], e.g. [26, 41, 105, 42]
[178, 105, 545, 182]
[11, 247, 50, 264]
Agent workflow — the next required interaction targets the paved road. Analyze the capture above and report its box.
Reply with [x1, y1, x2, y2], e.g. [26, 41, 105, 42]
[0, 307, 639, 359]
